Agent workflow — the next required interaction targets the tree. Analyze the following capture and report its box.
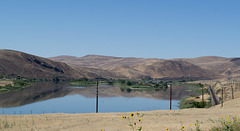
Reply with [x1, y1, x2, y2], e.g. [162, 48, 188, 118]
[53, 77, 60, 83]
[127, 81, 133, 86]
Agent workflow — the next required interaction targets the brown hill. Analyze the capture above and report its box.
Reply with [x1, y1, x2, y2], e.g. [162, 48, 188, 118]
[1, 49, 228, 80]
[0, 50, 97, 79]
[179, 56, 240, 79]
[0, 50, 125, 79]
[50, 55, 160, 69]
[50, 55, 218, 80]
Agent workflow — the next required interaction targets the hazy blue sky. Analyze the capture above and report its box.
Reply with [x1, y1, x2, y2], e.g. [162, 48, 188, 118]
[0, 0, 239, 59]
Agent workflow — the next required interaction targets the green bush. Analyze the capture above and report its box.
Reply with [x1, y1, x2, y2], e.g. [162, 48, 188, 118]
[13, 80, 30, 87]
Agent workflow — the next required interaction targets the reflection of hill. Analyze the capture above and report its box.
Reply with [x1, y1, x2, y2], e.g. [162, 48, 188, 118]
[73, 85, 198, 100]
[0, 82, 198, 108]
[0, 82, 71, 108]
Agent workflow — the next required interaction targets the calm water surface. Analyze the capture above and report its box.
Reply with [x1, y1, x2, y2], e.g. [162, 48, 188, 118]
[0, 82, 197, 114]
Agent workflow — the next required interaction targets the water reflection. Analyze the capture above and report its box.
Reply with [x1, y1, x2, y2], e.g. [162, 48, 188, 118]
[0, 82, 198, 114]
[0, 82, 71, 108]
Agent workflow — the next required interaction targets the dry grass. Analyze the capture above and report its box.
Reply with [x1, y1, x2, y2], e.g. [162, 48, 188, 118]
[0, 80, 13, 87]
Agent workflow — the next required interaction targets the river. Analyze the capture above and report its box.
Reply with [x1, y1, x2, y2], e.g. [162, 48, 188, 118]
[0, 82, 198, 114]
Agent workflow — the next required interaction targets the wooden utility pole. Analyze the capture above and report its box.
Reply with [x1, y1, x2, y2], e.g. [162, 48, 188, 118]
[202, 84, 204, 108]
[231, 85, 234, 99]
[169, 84, 172, 110]
[96, 81, 99, 113]
[221, 87, 224, 108]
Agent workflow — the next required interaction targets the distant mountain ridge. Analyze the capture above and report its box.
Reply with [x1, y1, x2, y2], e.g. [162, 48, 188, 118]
[49, 54, 220, 80]
[178, 56, 240, 79]
[1, 49, 239, 80]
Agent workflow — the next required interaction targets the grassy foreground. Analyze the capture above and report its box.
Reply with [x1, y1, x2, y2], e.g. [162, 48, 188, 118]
[0, 97, 239, 131]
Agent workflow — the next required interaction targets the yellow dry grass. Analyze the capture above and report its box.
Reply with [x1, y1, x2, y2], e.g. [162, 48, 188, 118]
[0, 80, 13, 86]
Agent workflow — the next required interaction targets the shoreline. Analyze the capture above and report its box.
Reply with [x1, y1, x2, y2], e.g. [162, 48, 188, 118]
[1, 97, 239, 131]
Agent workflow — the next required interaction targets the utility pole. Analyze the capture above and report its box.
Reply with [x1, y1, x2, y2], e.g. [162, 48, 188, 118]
[231, 85, 234, 99]
[202, 84, 204, 108]
[169, 84, 172, 110]
[221, 87, 224, 108]
[96, 80, 99, 113]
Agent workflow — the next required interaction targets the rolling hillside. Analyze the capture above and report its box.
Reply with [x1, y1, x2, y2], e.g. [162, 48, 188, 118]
[0, 50, 99, 79]
[179, 56, 240, 79]
[50, 55, 219, 80]
[2, 49, 237, 80]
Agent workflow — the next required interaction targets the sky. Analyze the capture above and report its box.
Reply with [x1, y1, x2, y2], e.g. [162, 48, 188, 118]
[0, 0, 240, 59]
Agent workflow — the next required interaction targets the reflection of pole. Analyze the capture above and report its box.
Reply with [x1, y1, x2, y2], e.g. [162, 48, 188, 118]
[170, 84, 172, 110]
[221, 87, 223, 108]
[96, 81, 99, 113]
